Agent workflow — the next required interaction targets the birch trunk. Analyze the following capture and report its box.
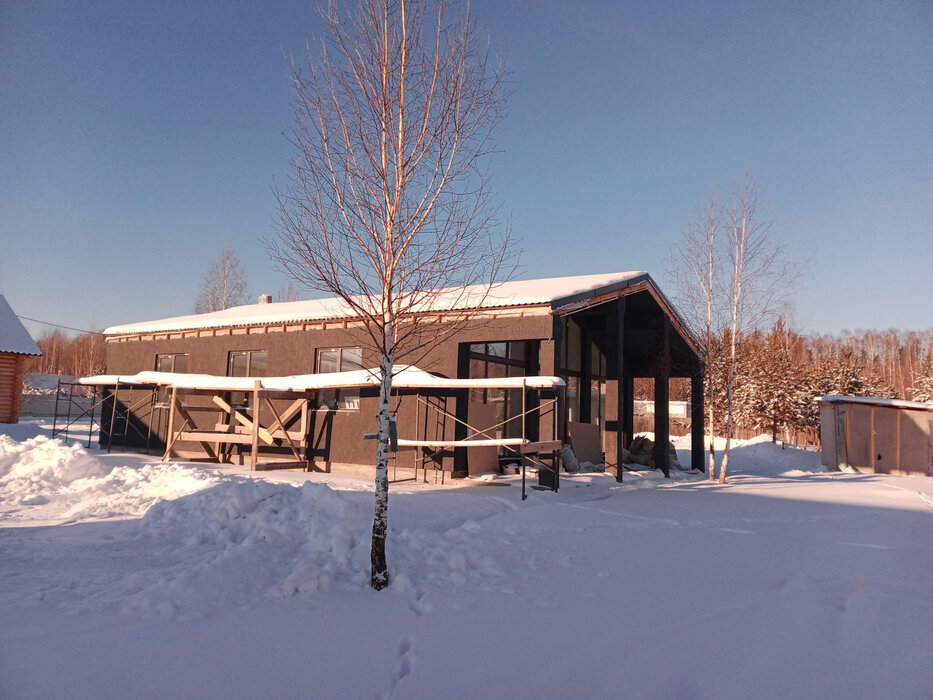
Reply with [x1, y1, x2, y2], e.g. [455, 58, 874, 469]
[705, 216, 717, 481]
[707, 354, 717, 481]
[371, 338, 393, 590]
[720, 204, 746, 484]
[719, 328, 737, 483]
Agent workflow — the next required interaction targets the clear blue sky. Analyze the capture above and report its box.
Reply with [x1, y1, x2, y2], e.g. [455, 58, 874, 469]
[2, 0, 931, 339]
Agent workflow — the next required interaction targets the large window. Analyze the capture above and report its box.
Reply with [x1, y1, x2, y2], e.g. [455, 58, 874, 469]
[561, 317, 607, 429]
[316, 347, 363, 410]
[227, 350, 267, 405]
[467, 341, 537, 439]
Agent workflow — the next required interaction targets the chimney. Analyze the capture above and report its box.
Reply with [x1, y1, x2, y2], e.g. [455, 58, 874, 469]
[258, 294, 272, 304]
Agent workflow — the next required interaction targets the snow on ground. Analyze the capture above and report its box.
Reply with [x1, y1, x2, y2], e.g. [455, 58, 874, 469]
[2, 420, 933, 699]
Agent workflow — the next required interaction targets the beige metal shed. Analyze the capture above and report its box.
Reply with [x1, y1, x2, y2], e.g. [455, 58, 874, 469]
[820, 395, 933, 476]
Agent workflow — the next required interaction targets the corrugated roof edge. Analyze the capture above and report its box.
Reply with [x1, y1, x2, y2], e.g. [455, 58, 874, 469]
[103, 272, 647, 337]
[102, 298, 550, 337]
[820, 394, 933, 412]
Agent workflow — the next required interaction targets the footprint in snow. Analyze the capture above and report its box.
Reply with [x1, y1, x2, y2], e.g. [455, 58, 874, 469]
[408, 589, 431, 617]
[383, 636, 414, 699]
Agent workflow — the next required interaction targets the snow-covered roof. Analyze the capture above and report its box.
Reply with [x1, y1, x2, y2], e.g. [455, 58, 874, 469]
[0, 295, 42, 356]
[78, 365, 565, 392]
[820, 394, 933, 412]
[103, 272, 649, 336]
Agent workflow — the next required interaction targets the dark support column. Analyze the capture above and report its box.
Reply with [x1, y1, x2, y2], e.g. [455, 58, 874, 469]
[525, 343, 540, 441]
[580, 324, 592, 424]
[653, 318, 671, 478]
[654, 375, 670, 477]
[691, 371, 705, 472]
[615, 298, 626, 482]
[551, 315, 565, 443]
[552, 315, 563, 376]
[453, 343, 470, 476]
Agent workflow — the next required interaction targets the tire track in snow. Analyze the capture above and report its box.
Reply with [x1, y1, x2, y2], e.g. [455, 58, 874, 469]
[879, 482, 933, 515]
[555, 501, 683, 527]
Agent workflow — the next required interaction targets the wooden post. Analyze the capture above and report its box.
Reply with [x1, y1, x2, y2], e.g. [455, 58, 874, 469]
[691, 372, 705, 472]
[163, 385, 177, 460]
[250, 380, 261, 470]
[107, 381, 120, 453]
[300, 394, 310, 470]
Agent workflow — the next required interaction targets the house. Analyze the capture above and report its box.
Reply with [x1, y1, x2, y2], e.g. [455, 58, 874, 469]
[0, 295, 42, 423]
[820, 395, 933, 476]
[94, 272, 705, 478]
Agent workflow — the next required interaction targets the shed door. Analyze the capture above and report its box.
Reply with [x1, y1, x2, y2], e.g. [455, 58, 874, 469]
[874, 407, 896, 474]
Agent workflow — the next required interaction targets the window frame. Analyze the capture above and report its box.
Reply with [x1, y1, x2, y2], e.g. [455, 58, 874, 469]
[226, 349, 268, 406]
[466, 340, 538, 440]
[155, 353, 189, 374]
[315, 346, 363, 411]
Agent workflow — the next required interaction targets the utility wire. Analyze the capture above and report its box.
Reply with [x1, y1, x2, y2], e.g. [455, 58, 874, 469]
[16, 316, 104, 336]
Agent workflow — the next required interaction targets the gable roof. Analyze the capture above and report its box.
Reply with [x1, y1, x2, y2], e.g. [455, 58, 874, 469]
[0, 295, 42, 356]
[104, 271, 649, 336]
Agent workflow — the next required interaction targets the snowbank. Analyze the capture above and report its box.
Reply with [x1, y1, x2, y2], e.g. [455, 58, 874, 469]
[0, 435, 223, 523]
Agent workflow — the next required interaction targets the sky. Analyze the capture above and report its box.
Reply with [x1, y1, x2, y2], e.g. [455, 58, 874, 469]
[1, 0, 931, 339]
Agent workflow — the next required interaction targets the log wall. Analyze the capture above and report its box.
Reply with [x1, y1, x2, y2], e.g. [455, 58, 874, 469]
[0, 352, 26, 423]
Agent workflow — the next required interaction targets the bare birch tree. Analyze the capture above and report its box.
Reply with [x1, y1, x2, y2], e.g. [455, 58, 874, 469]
[718, 174, 793, 483]
[670, 195, 723, 481]
[195, 245, 249, 313]
[671, 175, 794, 482]
[268, 0, 511, 589]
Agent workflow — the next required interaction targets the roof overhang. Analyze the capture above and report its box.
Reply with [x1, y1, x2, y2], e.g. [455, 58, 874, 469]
[78, 365, 566, 393]
[551, 273, 704, 361]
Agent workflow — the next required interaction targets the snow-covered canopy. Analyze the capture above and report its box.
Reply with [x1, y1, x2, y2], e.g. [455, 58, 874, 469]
[78, 365, 565, 392]
[820, 394, 933, 412]
[103, 272, 648, 336]
[0, 295, 41, 356]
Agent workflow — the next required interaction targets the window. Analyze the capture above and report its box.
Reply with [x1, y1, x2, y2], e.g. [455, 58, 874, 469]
[316, 347, 363, 410]
[227, 350, 268, 405]
[227, 350, 267, 378]
[154, 353, 189, 404]
[155, 353, 189, 373]
[561, 317, 607, 436]
[467, 341, 538, 439]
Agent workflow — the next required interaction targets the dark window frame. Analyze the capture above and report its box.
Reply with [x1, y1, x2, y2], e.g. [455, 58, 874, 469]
[315, 346, 363, 411]
[154, 353, 189, 404]
[466, 340, 539, 440]
[226, 349, 268, 406]
[155, 353, 189, 373]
